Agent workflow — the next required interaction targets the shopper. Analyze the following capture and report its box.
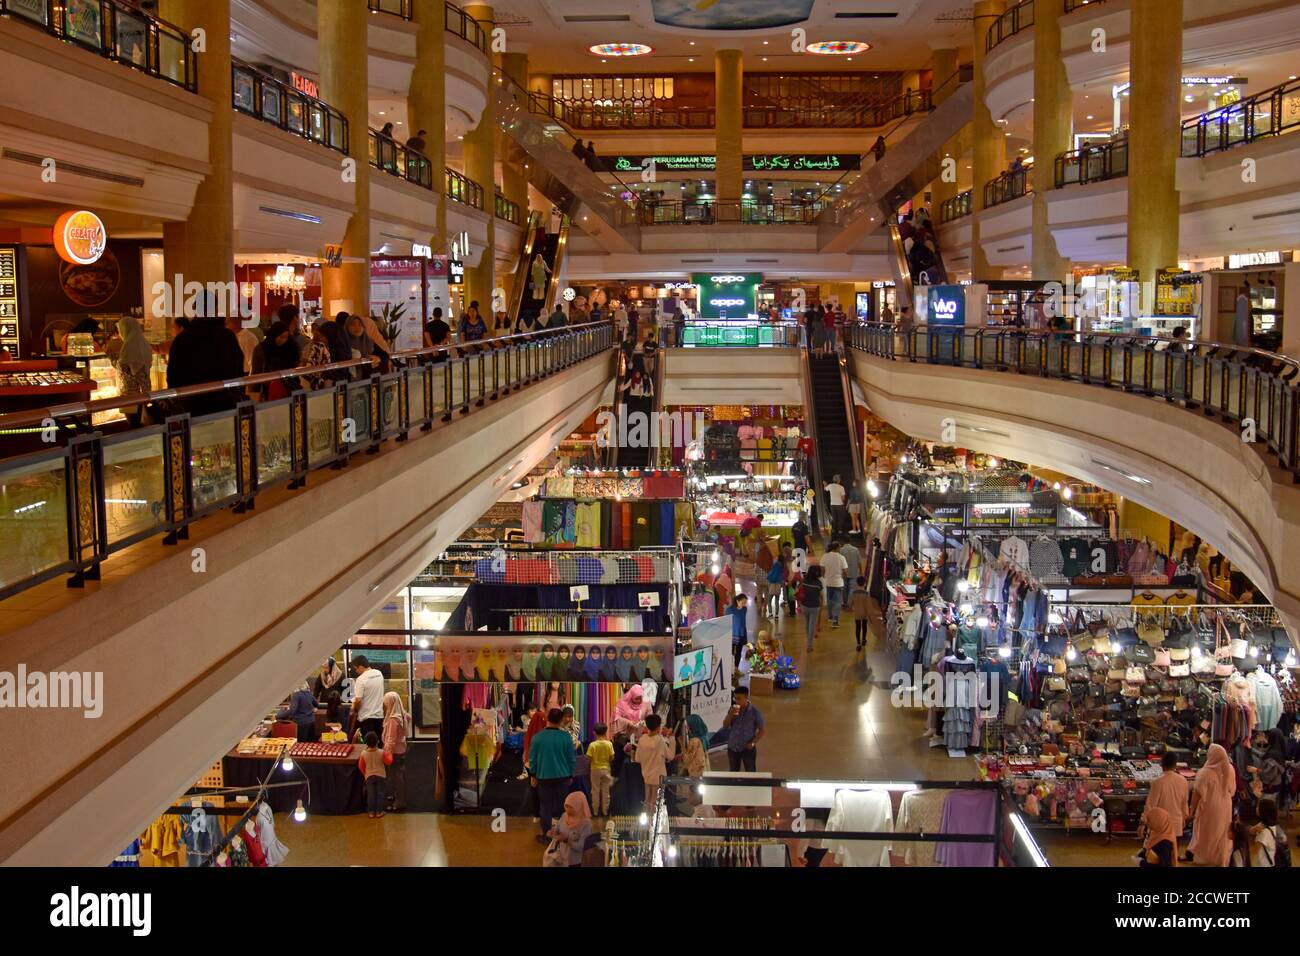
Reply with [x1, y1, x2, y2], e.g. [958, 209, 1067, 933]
[314, 320, 354, 383]
[406, 129, 427, 152]
[758, 537, 780, 618]
[799, 564, 825, 651]
[825, 474, 849, 537]
[1251, 798, 1285, 867]
[1186, 743, 1234, 865]
[546, 304, 568, 329]
[722, 687, 764, 772]
[791, 512, 810, 553]
[314, 658, 343, 700]
[166, 316, 246, 416]
[423, 307, 451, 349]
[276, 681, 318, 743]
[343, 313, 377, 374]
[632, 713, 676, 811]
[584, 140, 598, 171]
[546, 792, 592, 867]
[381, 691, 409, 812]
[250, 319, 301, 401]
[586, 723, 615, 818]
[1138, 807, 1178, 867]
[1144, 751, 1190, 841]
[358, 731, 393, 819]
[111, 316, 154, 426]
[819, 540, 849, 627]
[349, 655, 385, 744]
[561, 704, 582, 752]
[528, 708, 575, 841]
[839, 536, 861, 609]
[571, 139, 588, 164]
[460, 301, 488, 345]
[848, 481, 865, 533]
[1235, 280, 1252, 347]
[850, 575, 872, 651]
[727, 593, 749, 667]
[297, 322, 334, 390]
[1228, 821, 1253, 867]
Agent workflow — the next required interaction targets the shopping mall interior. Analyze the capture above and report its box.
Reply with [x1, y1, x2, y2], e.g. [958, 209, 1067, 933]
[2, 0, 1300, 890]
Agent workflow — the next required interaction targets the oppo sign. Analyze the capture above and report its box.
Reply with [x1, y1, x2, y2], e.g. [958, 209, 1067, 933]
[710, 275, 748, 284]
[710, 297, 747, 308]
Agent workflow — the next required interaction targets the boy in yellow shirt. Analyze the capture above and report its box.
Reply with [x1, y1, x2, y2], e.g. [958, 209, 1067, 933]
[586, 722, 615, 818]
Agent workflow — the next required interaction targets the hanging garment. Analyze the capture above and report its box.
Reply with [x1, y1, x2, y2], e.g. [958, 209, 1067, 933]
[675, 501, 696, 541]
[895, 788, 950, 867]
[621, 503, 633, 549]
[934, 789, 998, 867]
[821, 789, 893, 867]
[521, 500, 544, 543]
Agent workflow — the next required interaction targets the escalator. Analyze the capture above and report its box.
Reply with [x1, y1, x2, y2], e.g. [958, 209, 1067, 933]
[886, 216, 949, 314]
[803, 350, 864, 533]
[508, 211, 569, 325]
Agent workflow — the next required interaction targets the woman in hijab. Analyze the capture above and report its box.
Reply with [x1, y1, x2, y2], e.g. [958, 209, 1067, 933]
[521, 644, 541, 681]
[1139, 807, 1178, 867]
[276, 680, 318, 742]
[634, 645, 652, 681]
[314, 658, 342, 701]
[308, 319, 353, 385]
[680, 713, 710, 779]
[381, 691, 409, 811]
[344, 314, 377, 378]
[613, 684, 647, 729]
[547, 791, 592, 866]
[1187, 743, 1235, 865]
[582, 644, 603, 682]
[112, 316, 153, 426]
[617, 645, 636, 682]
[251, 319, 300, 400]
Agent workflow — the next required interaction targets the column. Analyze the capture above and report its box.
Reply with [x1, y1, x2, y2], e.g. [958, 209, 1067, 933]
[1031, 0, 1071, 283]
[463, 3, 497, 323]
[714, 48, 744, 206]
[1126, 0, 1182, 313]
[971, 0, 1006, 281]
[159, 0, 233, 315]
[318, 0, 370, 317]
[498, 52, 531, 311]
[410, 0, 448, 255]
[929, 48, 962, 215]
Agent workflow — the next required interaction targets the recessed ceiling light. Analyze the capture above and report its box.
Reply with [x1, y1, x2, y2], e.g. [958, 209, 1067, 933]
[1184, 94, 1194, 102]
[688, 57, 695, 62]
[762, 57, 768, 62]
[806, 40, 871, 55]
[689, 40, 695, 45]
[762, 40, 769, 45]
[589, 42, 653, 57]
[1291, 75, 1298, 81]
[1086, 114, 1094, 119]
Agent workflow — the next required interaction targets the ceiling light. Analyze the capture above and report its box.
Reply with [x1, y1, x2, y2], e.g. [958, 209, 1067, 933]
[762, 57, 768, 62]
[293, 800, 307, 823]
[1185, 94, 1195, 102]
[1086, 114, 1094, 119]
[763, 40, 769, 45]
[589, 42, 653, 57]
[688, 57, 695, 62]
[806, 40, 872, 55]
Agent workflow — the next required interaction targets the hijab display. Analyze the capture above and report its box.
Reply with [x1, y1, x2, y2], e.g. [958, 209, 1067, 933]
[538, 644, 555, 680]
[617, 645, 636, 681]
[522, 646, 540, 680]
[601, 646, 619, 681]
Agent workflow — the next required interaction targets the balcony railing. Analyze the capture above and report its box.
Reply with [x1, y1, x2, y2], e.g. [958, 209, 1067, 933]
[637, 199, 823, 226]
[849, 322, 1300, 482]
[986, 0, 1033, 52]
[1054, 137, 1127, 187]
[0, 0, 196, 91]
[367, 0, 412, 18]
[445, 167, 484, 209]
[1179, 76, 1300, 157]
[233, 59, 349, 154]
[1064, 0, 1106, 12]
[983, 164, 1033, 208]
[369, 128, 433, 188]
[445, 0, 488, 54]
[495, 192, 522, 225]
[939, 190, 972, 223]
[0, 322, 614, 601]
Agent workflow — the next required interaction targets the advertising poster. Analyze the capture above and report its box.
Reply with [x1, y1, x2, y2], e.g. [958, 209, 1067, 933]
[688, 616, 735, 742]
[369, 257, 425, 351]
[426, 254, 451, 324]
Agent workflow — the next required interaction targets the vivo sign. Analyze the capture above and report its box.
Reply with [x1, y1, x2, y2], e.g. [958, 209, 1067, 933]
[710, 275, 748, 284]
[933, 299, 958, 317]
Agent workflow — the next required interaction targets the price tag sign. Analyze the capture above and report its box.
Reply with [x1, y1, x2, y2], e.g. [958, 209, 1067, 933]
[570, 585, 590, 602]
[638, 592, 661, 608]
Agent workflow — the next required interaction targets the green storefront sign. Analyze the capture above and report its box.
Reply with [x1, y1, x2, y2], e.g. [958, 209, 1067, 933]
[690, 272, 763, 319]
[608, 154, 860, 174]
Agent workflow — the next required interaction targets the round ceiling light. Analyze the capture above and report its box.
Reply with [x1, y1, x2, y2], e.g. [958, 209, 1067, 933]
[806, 40, 871, 55]
[588, 42, 653, 57]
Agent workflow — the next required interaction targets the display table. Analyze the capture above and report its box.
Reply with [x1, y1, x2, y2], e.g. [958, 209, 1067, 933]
[222, 744, 365, 815]
[702, 513, 795, 549]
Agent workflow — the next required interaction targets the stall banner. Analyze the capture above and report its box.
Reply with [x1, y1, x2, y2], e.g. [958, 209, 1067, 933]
[929, 503, 964, 527]
[1018, 499, 1059, 528]
[688, 616, 735, 743]
[380, 635, 675, 683]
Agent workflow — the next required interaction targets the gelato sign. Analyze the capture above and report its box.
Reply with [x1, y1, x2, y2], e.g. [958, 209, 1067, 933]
[606, 154, 860, 174]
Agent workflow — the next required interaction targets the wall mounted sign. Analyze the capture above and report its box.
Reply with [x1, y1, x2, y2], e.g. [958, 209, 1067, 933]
[1227, 250, 1283, 269]
[448, 259, 464, 285]
[291, 71, 320, 99]
[53, 209, 106, 265]
[926, 284, 966, 327]
[606, 154, 860, 174]
[0, 246, 20, 356]
[690, 272, 762, 319]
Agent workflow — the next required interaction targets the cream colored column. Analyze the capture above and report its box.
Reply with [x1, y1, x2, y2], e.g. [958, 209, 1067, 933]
[972, 0, 1006, 281]
[500, 52, 530, 214]
[1126, 0, 1182, 312]
[410, 0, 448, 255]
[463, 3, 497, 324]
[1031, 0, 1071, 283]
[714, 48, 744, 205]
[317, 0, 370, 317]
[159, 0, 233, 316]
[928, 50, 962, 212]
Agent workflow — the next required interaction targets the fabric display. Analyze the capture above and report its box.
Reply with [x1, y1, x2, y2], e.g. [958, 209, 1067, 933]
[446, 583, 672, 633]
[519, 500, 686, 550]
[506, 611, 649, 633]
[894, 788, 950, 867]
[139, 815, 184, 866]
[540, 474, 687, 500]
[412, 638, 670, 683]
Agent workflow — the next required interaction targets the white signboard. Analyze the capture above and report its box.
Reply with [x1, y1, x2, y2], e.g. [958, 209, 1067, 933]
[688, 616, 734, 741]
[569, 585, 590, 602]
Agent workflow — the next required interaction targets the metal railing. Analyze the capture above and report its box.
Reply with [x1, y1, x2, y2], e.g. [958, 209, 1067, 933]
[495, 192, 522, 225]
[445, 0, 489, 54]
[445, 167, 484, 209]
[1179, 76, 1300, 157]
[233, 59, 349, 154]
[983, 164, 1033, 208]
[369, 129, 433, 188]
[0, 321, 614, 601]
[1054, 137, 1127, 187]
[638, 198, 824, 226]
[849, 321, 1300, 481]
[367, 0, 412, 17]
[1064, 0, 1107, 12]
[986, 0, 1033, 51]
[1, 0, 197, 91]
[939, 190, 973, 223]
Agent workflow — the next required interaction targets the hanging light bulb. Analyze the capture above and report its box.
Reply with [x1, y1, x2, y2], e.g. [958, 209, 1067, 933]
[1249, 645, 1259, 658]
[1048, 611, 1063, 625]
[1052, 481, 1061, 491]
[959, 603, 974, 616]
[957, 579, 970, 593]
[1063, 487, 1073, 500]
[1192, 645, 1203, 660]
[1066, 644, 1078, 661]
[280, 754, 295, 773]
[867, 479, 880, 498]
[999, 644, 1012, 658]
[668, 843, 679, 859]
[976, 615, 990, 628]
[293, 800, 307, 822]
[697, 783, 707, 796]
[1287, 650, 1296, 667]
[639, 812, 649, 826]
[418, 636, 430, 649]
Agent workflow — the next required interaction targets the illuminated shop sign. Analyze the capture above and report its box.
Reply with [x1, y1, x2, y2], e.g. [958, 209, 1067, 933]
[926, 284, 966, 327]
[292, 72, 320, 98]
[691, 272, 762, 318]
[1228, 250, 1283, 269]
[607, 154, 860, 173]
[53, 209, 106, 265]
[448, 259, 464, 285]
[710, 297, 747, 308]
[710, 275, 747, 284]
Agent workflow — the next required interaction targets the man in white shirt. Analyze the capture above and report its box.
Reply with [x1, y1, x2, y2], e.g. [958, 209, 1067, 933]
[349, 655, 386, 743]
[225, 315, 258, 375]
[824, 475, 848, 537]
[819, 540, 849, 627]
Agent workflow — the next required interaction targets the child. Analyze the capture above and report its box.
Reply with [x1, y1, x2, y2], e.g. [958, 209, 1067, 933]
[587, 723, 615, 818]
[358, 731, 393, 819]
[632, 714, 676, 812]
[850, 575, 872, 651]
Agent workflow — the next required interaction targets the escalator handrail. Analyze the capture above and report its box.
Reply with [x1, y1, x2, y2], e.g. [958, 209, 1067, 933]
[799, 346, 831, 538]
[836, 348, 866, 491]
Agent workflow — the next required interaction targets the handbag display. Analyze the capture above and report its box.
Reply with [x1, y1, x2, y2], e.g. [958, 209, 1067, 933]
[1168, 646, 1190, 661]
[1137, 612, 1165, 647]
[1126, 644, 1156, 664]
[1124, 666, 1147, 683]
[1168, 662, 1190, 678]
[1154, 648, 1172, 668]
[1107, 668, 1127, 681]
